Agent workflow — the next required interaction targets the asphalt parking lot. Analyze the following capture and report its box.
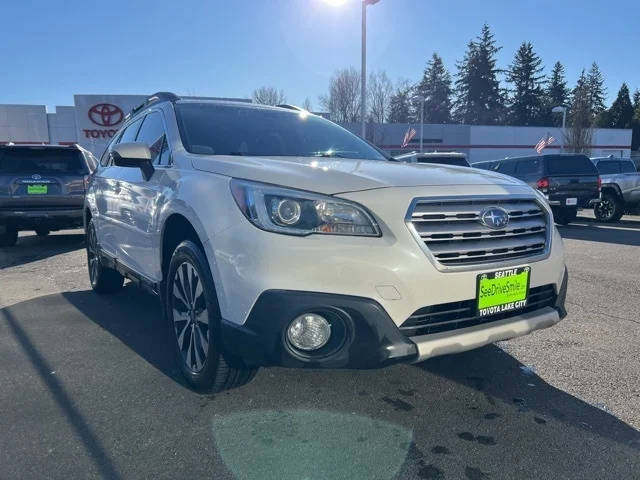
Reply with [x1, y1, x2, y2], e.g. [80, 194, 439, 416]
[1, 214, 639, 480]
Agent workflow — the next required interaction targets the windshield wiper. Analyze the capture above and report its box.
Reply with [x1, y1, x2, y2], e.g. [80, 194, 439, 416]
[310, 151, 350, 159]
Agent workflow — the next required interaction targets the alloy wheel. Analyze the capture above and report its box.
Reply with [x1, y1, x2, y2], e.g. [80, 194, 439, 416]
[172, 262, 210, 373]
[596, 199, 614, 221]
[87, 225, 100, 284]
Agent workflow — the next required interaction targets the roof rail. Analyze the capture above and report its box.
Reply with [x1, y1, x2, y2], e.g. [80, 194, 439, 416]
[276, 104, 306, 112]
[126, 91, 180, 121]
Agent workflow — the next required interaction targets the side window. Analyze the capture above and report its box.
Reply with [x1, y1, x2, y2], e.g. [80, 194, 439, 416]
[498, 161, 516, 175]
[597, 161, 620, 175]
[516, 158, 541, 175]
[135, 112, 169, 165]
[620, 161, 636, 173]
[100, 131, 122, 167]
[119, 118, 144, 144]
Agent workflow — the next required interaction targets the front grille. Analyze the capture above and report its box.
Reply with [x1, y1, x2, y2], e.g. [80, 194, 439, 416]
[407, 197, 550, 267]
[400, 284, 557, 337]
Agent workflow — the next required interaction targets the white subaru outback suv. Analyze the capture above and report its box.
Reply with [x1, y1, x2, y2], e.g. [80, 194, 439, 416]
[85, 92, 568, 392]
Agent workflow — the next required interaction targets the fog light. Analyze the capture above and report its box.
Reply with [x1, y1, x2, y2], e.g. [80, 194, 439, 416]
[287, 313, 331, 351]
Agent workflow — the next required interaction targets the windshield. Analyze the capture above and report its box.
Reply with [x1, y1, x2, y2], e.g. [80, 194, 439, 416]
[417, 156, 469, 167]
[0, 148, 86, 174]
[546, 155, 598, 175]
[175, 103, 387, 161]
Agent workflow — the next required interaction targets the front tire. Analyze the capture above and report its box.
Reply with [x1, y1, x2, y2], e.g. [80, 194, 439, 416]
[166, 240, 257, 392]
[86, 219, 124, 293]
[0, 226, 18, 247]
[594, 193, 624, 222]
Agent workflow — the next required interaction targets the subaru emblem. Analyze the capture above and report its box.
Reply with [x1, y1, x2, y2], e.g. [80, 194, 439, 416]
[479, 207, 510, 230]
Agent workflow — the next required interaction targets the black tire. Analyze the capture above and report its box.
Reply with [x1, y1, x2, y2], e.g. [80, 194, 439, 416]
[0, 227, 18, 247]
[165, 240, 257, 392]
[594, 192, 624, 223]
[35, 228, 50, 237]
[553, 207, 578, 225]
[86, 219, 124, 293]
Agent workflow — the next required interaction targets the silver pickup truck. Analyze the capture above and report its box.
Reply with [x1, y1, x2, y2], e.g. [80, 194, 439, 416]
[591, 157, 640, 222]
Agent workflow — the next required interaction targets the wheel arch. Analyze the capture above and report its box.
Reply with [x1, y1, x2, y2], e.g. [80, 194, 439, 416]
[601, 184, 623, 199]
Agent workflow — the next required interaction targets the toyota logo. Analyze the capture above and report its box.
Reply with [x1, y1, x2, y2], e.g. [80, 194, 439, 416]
[31, 174, 42, 180]
[88, 103, 124, 127]
[479, 207, 510, 230]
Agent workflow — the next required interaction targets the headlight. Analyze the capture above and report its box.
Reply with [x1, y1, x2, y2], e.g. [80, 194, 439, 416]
[230, 179, 381, 237]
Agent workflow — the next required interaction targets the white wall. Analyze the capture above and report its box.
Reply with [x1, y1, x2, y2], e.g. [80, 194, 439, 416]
[0, 105, 49, 144]
[47, 106, 77, 145]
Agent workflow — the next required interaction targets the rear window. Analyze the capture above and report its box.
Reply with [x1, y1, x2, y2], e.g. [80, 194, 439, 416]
[417, 156, 469, 167]
[596, 161, 620, 175]
[545, 155, 598, 175]
[0, 148, 87, 174]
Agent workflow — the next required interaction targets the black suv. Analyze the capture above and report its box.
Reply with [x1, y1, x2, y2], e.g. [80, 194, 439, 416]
[475, 154, 601, 224]
[0, 144, 97, 246]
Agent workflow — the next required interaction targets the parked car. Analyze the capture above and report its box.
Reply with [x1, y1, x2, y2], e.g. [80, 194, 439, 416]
[395, 151, 470, 167]
[475, 154, 601, 225]
[0, 144, 97, 247]
[85, 93, 568, 392]
[590, 157, 640, 222]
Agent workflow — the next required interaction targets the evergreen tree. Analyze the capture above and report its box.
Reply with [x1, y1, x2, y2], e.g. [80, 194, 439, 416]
[631, 90, 640, 150]
[387, 82, 412, 123]
[506, 42, 546, 126]
[453, 24, 505, 125]
[598, 83, 633, 128]
[414, 53, 453, 124]
[544, 62, 570, 126]
[586, 62, 607, 117]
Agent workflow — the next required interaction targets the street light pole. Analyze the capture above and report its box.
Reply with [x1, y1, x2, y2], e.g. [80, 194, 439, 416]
[420, 97, 425, 153]
[552, 106, 567, 153]
[361, 0, 366, 138]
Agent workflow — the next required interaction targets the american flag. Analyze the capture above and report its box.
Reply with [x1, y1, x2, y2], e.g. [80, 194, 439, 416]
[535, 134, 555, 153]
[401, 127, 417, 148]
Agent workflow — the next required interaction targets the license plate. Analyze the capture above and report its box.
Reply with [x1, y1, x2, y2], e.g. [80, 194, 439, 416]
[477, 267, 530, 317]
[27, 184, 48, 194]
[566, 197, 577, 206]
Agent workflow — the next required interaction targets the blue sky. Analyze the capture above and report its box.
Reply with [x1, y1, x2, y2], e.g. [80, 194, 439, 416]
[1, 0, 637, 111]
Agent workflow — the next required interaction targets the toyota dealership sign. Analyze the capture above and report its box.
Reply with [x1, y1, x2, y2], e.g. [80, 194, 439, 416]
[74, 94, 146, 155]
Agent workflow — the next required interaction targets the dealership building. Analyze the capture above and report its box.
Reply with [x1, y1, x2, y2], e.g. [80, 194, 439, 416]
[0, 94, 633, 162]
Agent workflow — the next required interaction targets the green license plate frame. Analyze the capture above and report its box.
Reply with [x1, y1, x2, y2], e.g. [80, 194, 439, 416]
[477, 266, 530, 317]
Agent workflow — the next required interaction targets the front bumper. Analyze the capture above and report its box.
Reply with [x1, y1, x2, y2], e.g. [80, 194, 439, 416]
[221, 268, 568, 369]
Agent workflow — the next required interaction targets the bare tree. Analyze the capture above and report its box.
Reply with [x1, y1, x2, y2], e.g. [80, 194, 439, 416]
[368, 71, 393, 123]
[319, 68, 361, 123]
[302, 97, 313, 112]
[252, 86, 286, 106]
[566, 71, 593, 154]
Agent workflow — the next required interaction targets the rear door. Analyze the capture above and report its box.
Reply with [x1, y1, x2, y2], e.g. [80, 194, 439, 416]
[544, 155, 600, 205]
[0, 147, 88, 212]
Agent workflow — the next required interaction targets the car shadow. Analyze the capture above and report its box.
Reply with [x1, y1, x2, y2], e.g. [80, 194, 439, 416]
[0, 230, 85, 269]
[557, 217, 640, 246]
[1, 289, 639, 478]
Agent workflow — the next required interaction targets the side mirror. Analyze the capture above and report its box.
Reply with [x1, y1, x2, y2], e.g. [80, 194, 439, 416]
[112, 142, 154, 180]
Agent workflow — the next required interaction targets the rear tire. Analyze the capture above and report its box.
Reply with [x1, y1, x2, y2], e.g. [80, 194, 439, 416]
[0, 227, 18, 247]
[553, 207, 578, 225]
[166, 240, 258, 392]
[35, 228, 50, 237]
[594, 193, 624, 222]
[86, 219, 124, 293]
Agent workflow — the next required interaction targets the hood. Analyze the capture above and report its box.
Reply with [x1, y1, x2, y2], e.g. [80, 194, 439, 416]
[190, 155, 525, 195]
